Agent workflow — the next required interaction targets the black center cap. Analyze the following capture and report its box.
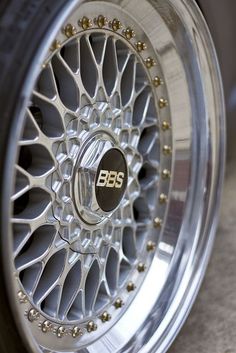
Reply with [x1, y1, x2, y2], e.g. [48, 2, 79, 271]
[95, 148, 128, 213]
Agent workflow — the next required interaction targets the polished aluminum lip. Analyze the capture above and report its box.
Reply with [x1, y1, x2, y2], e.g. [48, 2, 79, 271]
[1, 1, 225, 353]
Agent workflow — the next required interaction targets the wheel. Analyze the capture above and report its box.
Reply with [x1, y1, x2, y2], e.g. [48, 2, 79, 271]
[0, 1, 225, 352]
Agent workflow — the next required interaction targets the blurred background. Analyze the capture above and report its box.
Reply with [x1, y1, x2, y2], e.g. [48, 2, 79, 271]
[170, 1, 236, 352]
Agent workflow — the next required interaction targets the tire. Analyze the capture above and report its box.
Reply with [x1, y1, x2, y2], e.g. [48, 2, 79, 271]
[0, 1, 225, 353]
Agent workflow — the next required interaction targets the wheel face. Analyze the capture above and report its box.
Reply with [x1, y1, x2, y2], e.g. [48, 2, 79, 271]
[1, 1, 225, 353]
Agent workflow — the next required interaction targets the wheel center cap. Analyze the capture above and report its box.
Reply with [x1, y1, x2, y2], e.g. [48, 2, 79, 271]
[95, 148, 128, 212]
[74, 133, 128, 224]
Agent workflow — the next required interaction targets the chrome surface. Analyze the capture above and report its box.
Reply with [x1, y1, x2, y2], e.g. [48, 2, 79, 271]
[2, 0, 225, 352]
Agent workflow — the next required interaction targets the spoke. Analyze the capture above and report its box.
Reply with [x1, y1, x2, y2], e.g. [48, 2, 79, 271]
[11, 27, 162, 328]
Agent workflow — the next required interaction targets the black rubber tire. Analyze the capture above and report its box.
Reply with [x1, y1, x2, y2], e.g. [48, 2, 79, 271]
[0, 1, 70, 352]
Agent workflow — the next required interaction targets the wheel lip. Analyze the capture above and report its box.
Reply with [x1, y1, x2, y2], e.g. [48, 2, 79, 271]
[0, 1, 225, 353]
[140, 0, 226, 351]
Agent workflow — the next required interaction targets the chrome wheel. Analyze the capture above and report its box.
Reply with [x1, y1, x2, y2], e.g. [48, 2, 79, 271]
[2, 0, 225, 352]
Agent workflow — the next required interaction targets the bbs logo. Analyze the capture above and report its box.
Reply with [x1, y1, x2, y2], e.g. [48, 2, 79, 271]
[96, 170, 125, 189]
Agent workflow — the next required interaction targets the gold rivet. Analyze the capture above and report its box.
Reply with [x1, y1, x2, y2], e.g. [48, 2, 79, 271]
[123, 27, 135, 40]
[137, 262, 146, 272]
[147, 241, 156, 252]
[41, 320, 53, 333]
[136, 41, 147, 52]
[87, 321, 97, 333]
[163, 145, 172, 155]
[72, 326, 83, 338]
[145, 57, 156, 69]
[94, 15, 108, 28]
[127, 281, 135, 292]
[100, 311, 111, 323]
[79, 16, 93, 30]
[57, 326, 66, 338]
[154, 217, 162, 228]
[159, 193, 168, 204]
[50, 40, 61, 51]
[63, 23, 77, 38]
[28, 309, 40, 322]
[114, 298, 124, 309]
[162, 121, 171, 131]
[42, 62, 48, 70]
[159, 98, 168, 109]
[162, 169, 171, 180]
[109, 18, 122, 31]
[18, 290, 28, 304]
[153, 76, 163, 87]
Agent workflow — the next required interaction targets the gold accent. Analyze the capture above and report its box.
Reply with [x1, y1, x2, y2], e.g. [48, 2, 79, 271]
[114, 298, 124, 309]
[153, 217, 162, 228]
[79, 16, 93, 30]
[163, 145, 172, 155]
[162, 169, 171, 180]
[94, 15, 108, 28]
[87, 321, 97, 333]
[109, 18, 122, 31]
[137, 262, 146, 272]
[123, 27, 135, 40]
[159, 98, 168, 109]
[100, 311, 111, 323]
[18, 290, 28, 304]
[153, 76, 163, 87]
[28, 309, 40, 322]
[63, 23, 77, 38]
[41, 320, 53, 333]
[159, 193, 168, 204]
[126, 281, 135, 292]
[50, 40, 61, 51]
[57, 326, 66, 338]
[162, 121, 171, 131]
[42, 62, 48, 70]
[136, 41, 147, 52]
[145, 57, 156, 69]
[146, 241, 156, 252]
[72, 326, 83, 338]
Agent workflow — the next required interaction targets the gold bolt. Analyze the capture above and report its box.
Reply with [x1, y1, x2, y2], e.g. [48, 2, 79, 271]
[162, 169, 171, 180]
[100, 311, 111, 323]
[79, 16, 93, 30]
[137, 262, 146, 272]
[42, 62, 48, 70]
[114, 298, 124, 309]
[127, 281, 136, 292]
[87, 321, 97, 333]
[63, 23, 77, 38]
[145, 57, 156, 69]
[159, 193, 168, 204]
[123, 27, 135, 40]
[41, 320, 53, 333]
[57, 326, 66, 338]
[72, 326, 83, 338]
[50, 40, 61, 51]
[163, 145, 172, 155]
[28, 309, 40, 322]
[147, 241, 156, 252]
[136, 41, 147, 52]
[18, 290, 28, 304]
[159, 98, 168, 109]
[94, 15, 108, 28]
[109, 18, 122, 31]
[162, 121, 171, 131]
[154, 217, 162, 228]
[153, 76, 163, 87]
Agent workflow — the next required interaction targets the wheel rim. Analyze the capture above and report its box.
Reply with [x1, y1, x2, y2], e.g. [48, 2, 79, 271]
[2, 1, 225, 352]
